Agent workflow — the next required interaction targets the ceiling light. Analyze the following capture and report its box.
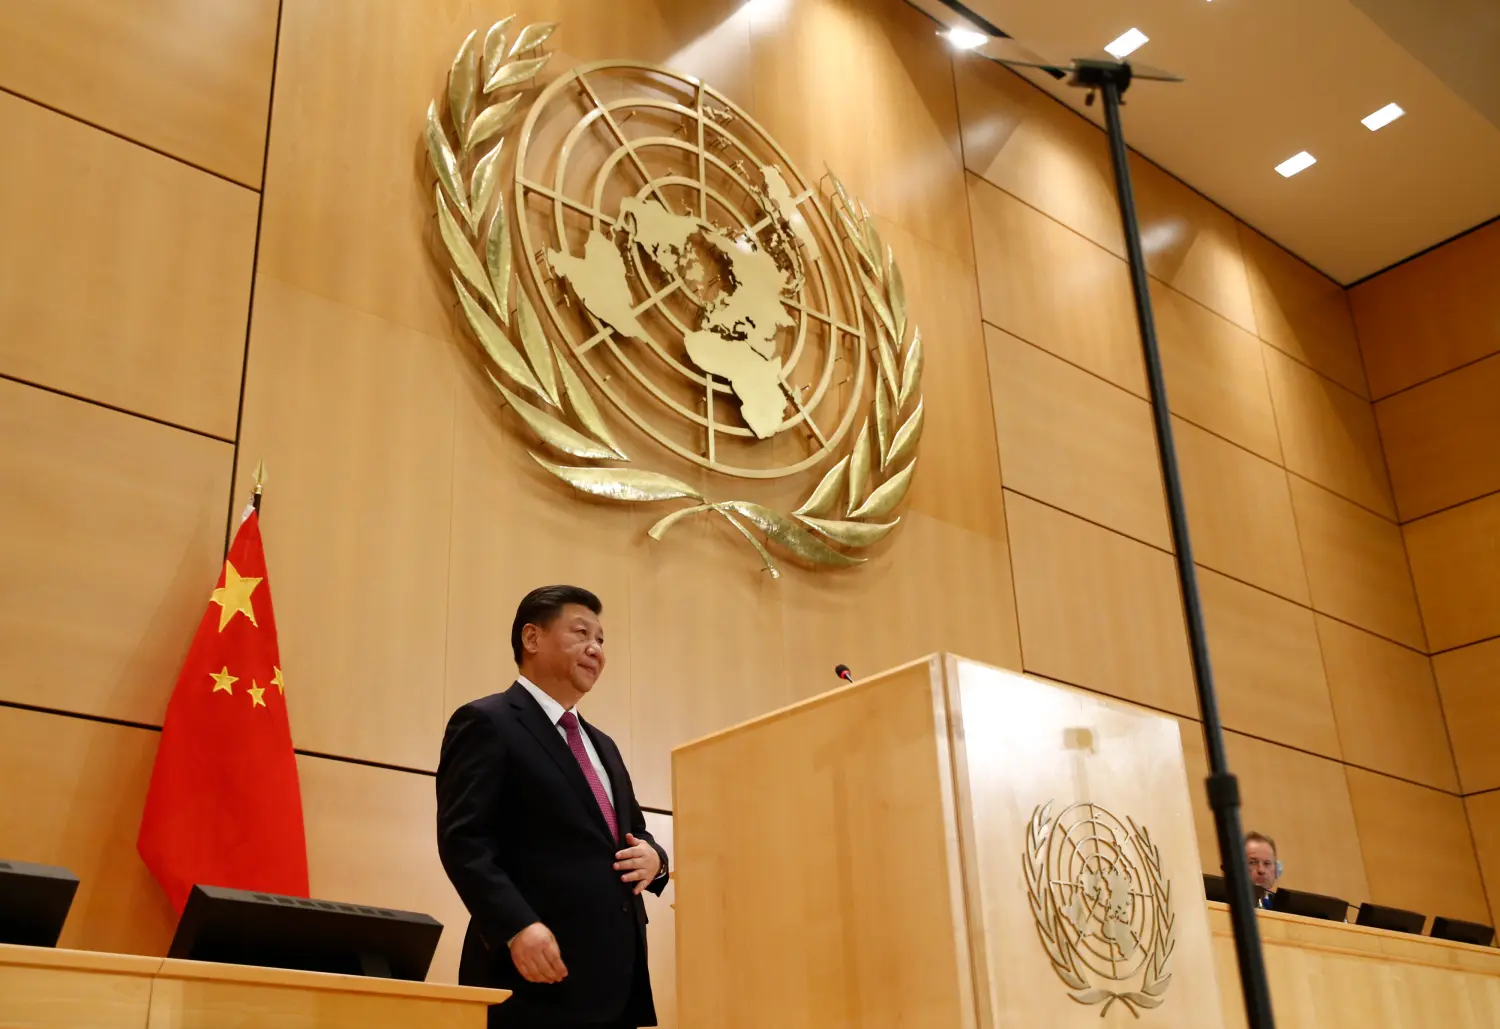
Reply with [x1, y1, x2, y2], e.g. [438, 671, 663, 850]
[945, 27, 988, 50]
[1104, 28, 1149, 59]
[1362, 103, 1405, 130]
[1275, 151, 1317, 177]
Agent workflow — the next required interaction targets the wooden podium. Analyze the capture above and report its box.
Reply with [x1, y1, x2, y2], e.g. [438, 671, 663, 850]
[673, 654, 1225, 1028]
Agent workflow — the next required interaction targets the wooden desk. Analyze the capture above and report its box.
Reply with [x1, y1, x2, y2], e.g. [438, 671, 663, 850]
[0, 943, 509, 1029]
[1208, 902, 1500, 1028]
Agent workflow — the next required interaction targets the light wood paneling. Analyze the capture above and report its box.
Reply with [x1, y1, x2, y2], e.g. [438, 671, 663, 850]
[0, 946, 158, 1029]
[1209, 904, 1500, 1029]
[234, 276, 458, 772]
[1177, 719, 1369, 903]
[954, 54, 1120, 261]
[0, 93, 257, 438]
[880, 218, 1006, 542]
[0, 381, 232, 725]
[1434, 638, 1500, 795]
[1239, 224, 1368, 398]
[642, 812, 675, 1029]
[1264, 347, 1396, 519]
[1466, 791, 1500, 931]
[1151, 282, 1282, 463]
[1197, 569, 1340, 759]
[0, 0, 278, 187]
[1345, 767, 1490, 924]
[1376, 354, 1500, 521]
[674, 659, 974, 1029]
[967, 174, 1145, 394]
[1130, 154, 1258, 336]
[1404, 493, 1500, 653]
[1316, 616, 1458, 793]
[0, 707, 177, 957]
[1288, 476, 1426, 651]
[1005, 491, 1196, 716]
[297, 753, 469, 985]
[954, 54, 1255, 333]
[1351, 218, 1500, 399]
[986, 326, 1169, 549]
[747, 0, 970, 263]
[1176, 419, 1309, 604]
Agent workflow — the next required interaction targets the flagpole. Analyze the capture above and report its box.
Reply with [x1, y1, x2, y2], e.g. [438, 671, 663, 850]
[252, 458, 266, 515]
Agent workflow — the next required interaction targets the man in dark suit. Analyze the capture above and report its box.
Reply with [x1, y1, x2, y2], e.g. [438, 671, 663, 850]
[437, 585, 668, 1028]
[1245, 830, 1280, 910]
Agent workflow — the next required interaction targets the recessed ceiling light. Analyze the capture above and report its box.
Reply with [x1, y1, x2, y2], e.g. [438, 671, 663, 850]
[1104, 28, 1149, 59]
[1362, 103, 1405, 130]
[944, 27, 989, 51]
[1275, 151, 1317, 177]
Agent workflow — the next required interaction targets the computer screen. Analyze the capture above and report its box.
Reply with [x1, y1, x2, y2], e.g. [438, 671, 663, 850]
[0, 860, 79, 947]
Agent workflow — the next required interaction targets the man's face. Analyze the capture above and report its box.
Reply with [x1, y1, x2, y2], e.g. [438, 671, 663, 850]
[525, 604, 606, 695]
[1245, 839, 1278, 890]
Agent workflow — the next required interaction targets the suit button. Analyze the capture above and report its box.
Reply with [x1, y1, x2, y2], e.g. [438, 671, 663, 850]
[621, 902, 630, 913]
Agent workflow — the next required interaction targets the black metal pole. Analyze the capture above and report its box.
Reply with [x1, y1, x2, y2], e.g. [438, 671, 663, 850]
[1095, 74, 1277, 1029]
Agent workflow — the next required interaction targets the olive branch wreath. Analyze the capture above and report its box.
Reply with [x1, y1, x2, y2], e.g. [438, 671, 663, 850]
[1022, 803, 1176, 1019]
[427, 18, 924, 578]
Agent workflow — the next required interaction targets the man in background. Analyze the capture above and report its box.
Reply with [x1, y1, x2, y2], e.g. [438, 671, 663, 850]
[1245, 831, 1281, 910]
[437, 585, 668, 1028]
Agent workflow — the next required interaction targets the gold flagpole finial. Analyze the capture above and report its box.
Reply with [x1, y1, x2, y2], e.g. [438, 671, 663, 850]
[252, 458, 267, 495]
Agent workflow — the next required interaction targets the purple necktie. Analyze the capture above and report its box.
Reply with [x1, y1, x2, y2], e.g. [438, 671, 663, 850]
[559, 710, 617, 840]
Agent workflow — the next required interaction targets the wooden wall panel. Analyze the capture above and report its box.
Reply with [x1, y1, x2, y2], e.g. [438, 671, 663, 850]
[0, 381, 232, 725]
[1238, 225, 1368, 398]
[0, 94, 257, 439]
[1351, 218, 1500, 399]
[1404, 493, 1500, 654]
[234, 276, 459, 772]
[1288, 476, 1426, 650]
[1197, 569, 1340, 759]
[1264, 347, 1396, 519]
[1177, 719, 1369, 903]
[1005, 491, 1195, 716]
[1151, 283, 1281, 463]
[1315, 616, 1458, 793]
[0, 707, 176, 957]
[1465, 792, 1500, 932]
[642, 812, 676, 1029]
[1433, 638, 1500, 795]
[1345, 767, 1490, 925]
[968, 174, 1145, 393]
[1375, 354, 1500, 521]
[0, 0, 278, 187]
[985, 326, 1169, 549]
[1176, 420, 1308, 604]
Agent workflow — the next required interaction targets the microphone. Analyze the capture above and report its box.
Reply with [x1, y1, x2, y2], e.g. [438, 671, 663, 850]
[834, 664, 854, 683]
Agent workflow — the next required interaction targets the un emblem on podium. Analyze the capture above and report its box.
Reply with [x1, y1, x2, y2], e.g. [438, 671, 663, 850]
[1024, 802, 1177, 1017]
[424, 17, 929, 577]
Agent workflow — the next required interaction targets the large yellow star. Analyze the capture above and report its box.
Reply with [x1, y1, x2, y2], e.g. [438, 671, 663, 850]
[271, 667, 285, 695]
[209, 667, 238, 695]
[210, 560, 262, 632]
[247, 682, 266, 709]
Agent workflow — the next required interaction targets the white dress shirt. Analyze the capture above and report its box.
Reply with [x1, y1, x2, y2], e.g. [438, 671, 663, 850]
[518, 676, 614, 808]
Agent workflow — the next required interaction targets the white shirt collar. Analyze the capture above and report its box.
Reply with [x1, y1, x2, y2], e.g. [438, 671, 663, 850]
[517, 675, 574, 726]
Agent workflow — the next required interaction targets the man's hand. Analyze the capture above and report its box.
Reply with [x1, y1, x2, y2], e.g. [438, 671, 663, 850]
[509, 922, 567, 983]
[614, 833, 662, 895]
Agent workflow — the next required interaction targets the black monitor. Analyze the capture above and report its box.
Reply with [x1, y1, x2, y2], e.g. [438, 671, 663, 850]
[168, 885, 443, 980]
[1202, 873, 1228, 904]
[1355, 902, 1424, 935]
[1272, 888, 1349, 922]
[0, 859, 80, 947]
[1430, 916, 1495, 947]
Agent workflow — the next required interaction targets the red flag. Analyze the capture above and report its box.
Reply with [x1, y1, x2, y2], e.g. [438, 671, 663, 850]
[137, 510, 309, 912]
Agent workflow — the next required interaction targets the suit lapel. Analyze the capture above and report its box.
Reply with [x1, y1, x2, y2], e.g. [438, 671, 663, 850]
[507, 682, 615, 846]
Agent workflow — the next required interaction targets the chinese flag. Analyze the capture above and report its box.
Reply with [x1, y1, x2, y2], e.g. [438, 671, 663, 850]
[137, 509, 309, 913]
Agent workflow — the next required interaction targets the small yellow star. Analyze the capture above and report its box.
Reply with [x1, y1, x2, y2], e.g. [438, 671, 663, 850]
[209, 667, 238, 695]
[210, 560, 262, 632]
[271, 667, 285, 695]
[247, 682, 266, 708]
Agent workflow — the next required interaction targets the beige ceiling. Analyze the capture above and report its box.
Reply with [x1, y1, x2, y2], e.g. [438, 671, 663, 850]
[924, 0, 1500, 284]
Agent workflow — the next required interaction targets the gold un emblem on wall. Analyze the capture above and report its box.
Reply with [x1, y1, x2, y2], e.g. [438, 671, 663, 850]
[425, 17, 926, 576]
[1024, 802, 1177, 1017]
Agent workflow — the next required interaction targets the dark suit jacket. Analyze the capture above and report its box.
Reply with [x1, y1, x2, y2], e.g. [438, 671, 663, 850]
[437, 683, 668, 1027]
